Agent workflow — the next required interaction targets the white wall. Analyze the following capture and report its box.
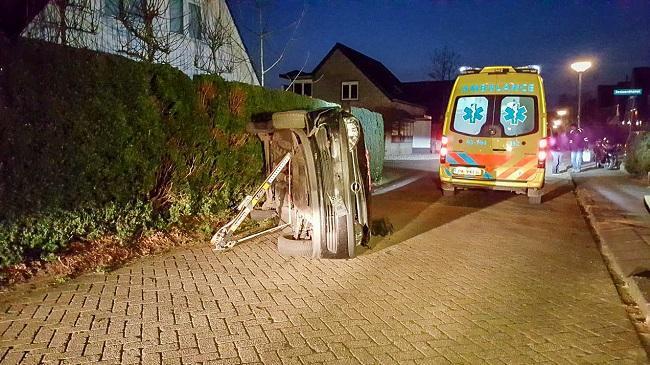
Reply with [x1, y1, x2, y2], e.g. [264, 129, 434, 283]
[412, 118, 431, 149]
[24, 0, 259, 85]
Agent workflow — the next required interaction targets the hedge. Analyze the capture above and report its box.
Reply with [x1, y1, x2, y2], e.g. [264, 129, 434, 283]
[625, 132, 650, 175]
[0, 39, 322, 268]
[0, 39, 383, 269]
[351, 107, 384, 181]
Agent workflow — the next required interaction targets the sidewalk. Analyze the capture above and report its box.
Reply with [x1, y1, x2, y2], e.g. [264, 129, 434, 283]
[372, 160, 433, 196]
[573, 167, 650, 323]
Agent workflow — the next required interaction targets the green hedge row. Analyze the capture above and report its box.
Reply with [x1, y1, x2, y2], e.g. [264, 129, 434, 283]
[351, 107, 384, 182]
[0, 39, 385, 269]
[0, 39, 335, 268]
[625, 132, 650, 175]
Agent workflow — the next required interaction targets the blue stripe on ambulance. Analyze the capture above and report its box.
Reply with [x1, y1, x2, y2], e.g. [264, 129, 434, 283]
[457, 152, 478, 166]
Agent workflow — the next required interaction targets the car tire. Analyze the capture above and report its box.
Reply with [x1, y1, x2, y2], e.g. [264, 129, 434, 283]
[272, 111, 307, 129]
[442, 183, 455, 197]
[527, 188, 542, 205]
[277, 234, 313, 257]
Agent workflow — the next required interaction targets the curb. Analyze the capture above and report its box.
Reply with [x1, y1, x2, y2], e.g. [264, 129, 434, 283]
[573, 180, 650, 322]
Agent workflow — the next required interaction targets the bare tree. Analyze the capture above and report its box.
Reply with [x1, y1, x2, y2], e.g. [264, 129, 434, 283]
[26, 0, 99, 48]
[111, 0, 185, 63]
[428, 46, 461, 81]
[233, 0, 304, 86]
[193, 4, 247, 76]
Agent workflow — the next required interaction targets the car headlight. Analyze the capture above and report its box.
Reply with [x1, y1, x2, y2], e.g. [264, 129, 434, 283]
[343, 117, 360, 151]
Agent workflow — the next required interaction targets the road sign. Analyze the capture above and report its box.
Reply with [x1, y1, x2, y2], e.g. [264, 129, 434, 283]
[613, 88, 643, 96]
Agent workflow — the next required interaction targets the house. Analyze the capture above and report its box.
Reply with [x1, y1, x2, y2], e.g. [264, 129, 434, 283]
[23, 0, 259, 85]
[280, 43, 453, 157]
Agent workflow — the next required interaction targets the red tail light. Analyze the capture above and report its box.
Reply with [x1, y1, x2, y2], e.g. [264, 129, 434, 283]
[538, 139, 548, 149]
[440, 135, 448, 164]
[537, 138, 547, 168]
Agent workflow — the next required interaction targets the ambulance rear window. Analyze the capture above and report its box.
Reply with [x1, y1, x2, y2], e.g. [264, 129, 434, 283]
[499, 96, 536, 136]
[452, 95, 538, 137]
[452, 96, 489, 136]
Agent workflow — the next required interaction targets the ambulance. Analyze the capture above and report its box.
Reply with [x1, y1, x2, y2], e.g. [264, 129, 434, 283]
[439, 65, 547, 204]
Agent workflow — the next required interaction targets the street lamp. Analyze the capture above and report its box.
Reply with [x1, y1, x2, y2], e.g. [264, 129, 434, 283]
[557, 109, 568, 117]
[570, 61, 592, 129]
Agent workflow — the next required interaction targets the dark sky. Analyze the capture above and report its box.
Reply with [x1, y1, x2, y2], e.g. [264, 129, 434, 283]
[229, 0, 650, 106]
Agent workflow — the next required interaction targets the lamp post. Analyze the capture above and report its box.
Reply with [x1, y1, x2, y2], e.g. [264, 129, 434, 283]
[570, 61, 592, 128]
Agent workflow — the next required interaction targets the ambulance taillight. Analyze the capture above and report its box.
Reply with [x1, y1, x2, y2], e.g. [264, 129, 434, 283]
[440, 136, 448, 164]
[537, 138, 547, 168]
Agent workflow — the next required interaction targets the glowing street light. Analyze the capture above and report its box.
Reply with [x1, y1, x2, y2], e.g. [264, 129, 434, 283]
[557, 109, 568, 117]
[571, 60, 592, 129]
[570, 61, 592, 73]
[552, 119, 562, 128]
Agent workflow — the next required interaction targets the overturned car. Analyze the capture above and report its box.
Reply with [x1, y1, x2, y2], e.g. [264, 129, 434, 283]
[248, 107, 371, 259]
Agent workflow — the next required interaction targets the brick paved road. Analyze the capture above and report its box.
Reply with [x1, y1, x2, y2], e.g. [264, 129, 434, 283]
[0, 168, 647, 364]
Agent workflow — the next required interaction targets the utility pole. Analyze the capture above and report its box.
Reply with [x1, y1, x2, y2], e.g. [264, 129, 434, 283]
[259, 7, 265, 87]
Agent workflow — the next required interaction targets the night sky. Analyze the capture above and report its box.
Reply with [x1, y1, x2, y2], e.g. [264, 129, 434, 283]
[229, 0, 650, 106]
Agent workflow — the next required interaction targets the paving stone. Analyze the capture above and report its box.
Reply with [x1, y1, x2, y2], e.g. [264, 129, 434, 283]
[0, 177, 646, 364]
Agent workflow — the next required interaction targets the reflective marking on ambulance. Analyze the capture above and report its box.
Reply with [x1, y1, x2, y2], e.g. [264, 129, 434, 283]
[444, 153, 538, 181]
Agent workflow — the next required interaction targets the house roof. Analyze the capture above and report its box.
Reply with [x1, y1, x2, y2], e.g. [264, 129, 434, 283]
[224, 0, 260, 85]
[312, 43, 406, 101]
[279, 70, 313, 80]
[279, 43, 455, 118]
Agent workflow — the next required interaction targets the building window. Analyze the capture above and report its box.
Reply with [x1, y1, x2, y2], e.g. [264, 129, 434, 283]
[391, 120, 414, 143]
[170, 0, 184, 34]
[341, 81, 358, 100]
[291, 81, 312, 97]
[188, 2, 201, 39]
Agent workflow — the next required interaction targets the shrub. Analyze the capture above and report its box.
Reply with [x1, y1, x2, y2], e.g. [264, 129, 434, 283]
[625, 132, 650, 175]
[0, 39, 385, 269]
[0, 39, 327, 269]
[351, 107, 385, 182]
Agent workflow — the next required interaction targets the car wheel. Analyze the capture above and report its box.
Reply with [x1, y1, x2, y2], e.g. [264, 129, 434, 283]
[527, 188, 542, 204]
[442, 183, 455, 196]
[272, 111, 307, 129]
[277, 234, 313, 257]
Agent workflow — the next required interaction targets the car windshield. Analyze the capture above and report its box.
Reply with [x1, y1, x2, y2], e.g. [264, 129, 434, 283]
[452, 95, 537, 137]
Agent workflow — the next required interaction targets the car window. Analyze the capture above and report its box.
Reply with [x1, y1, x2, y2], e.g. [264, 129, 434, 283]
[499, 96, 536, 136]
[452, 96, 489, 136]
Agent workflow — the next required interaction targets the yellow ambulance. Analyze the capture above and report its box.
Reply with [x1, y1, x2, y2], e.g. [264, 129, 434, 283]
[439, 65, 547, 204]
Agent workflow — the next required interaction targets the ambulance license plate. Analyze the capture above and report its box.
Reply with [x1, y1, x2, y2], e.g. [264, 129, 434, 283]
[452, 166, 483, 176]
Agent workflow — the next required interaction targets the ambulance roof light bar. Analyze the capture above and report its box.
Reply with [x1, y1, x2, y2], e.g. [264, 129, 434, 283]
[514, 65, 541, 74]
[458, 66, 481, 75]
